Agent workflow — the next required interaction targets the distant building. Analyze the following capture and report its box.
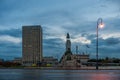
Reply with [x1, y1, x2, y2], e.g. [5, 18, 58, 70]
[73, 54, 89, 64]
[22, 25, 42, 66]
[13, 57, 22, 64]
[42, 57, 58, 67]
[59, 33, 89, 67]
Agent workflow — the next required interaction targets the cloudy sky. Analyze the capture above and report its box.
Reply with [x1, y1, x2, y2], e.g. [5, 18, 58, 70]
[0, 0, 120, 60]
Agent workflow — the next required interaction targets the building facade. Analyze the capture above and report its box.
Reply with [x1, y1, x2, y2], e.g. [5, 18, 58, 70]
[13, 57, 22, 64]
[22, 25, 42, 66]
[42, 57, 58, 67]
[73, 54, 89, 64]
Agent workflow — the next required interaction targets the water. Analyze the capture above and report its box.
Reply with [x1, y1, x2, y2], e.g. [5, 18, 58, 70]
[0, 69, 120, 80]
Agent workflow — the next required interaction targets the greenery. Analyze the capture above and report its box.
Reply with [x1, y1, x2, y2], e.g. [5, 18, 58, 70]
[87, 57, 120, 66]
[0, 61, 22, 67]
[88, 57, 120, 63]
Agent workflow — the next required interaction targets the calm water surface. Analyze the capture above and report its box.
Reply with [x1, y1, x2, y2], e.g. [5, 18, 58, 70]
[0, 69, 120, 80]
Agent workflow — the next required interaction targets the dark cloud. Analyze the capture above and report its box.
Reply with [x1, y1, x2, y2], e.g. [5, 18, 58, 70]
[0, 29, 22, 60]
[104, 37, 120, 45]
[98, 45, 120, 58]
[44, 38, 63, 48]
[75, 33, 120, 58]
[0, 28, 21, 37]
[0, 43, 22, 60]
[98, 37, 120, 57]
[0, 0, 120, 60]
[43, 38, 65, 59]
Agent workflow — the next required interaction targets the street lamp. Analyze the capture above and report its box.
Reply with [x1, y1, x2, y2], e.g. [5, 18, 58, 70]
[96, 18, 104, 70]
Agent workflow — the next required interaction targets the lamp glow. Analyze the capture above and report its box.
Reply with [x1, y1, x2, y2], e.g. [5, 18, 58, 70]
[99, 23, 104, 29]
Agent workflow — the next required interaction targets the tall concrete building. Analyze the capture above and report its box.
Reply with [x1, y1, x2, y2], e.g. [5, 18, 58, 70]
[22, 25, 42, 66]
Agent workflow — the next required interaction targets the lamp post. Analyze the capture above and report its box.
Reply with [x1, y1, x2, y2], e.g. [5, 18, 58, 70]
[96, 18, 104, 70]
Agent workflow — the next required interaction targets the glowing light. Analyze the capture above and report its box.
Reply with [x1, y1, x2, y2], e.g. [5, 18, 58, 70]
[99, 23, 104, 29]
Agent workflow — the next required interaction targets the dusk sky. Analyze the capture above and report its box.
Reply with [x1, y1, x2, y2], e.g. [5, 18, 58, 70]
[0, 0, 120, 60]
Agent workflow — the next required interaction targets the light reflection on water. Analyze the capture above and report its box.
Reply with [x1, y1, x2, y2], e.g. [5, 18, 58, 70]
[0, 69, 120, 80]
